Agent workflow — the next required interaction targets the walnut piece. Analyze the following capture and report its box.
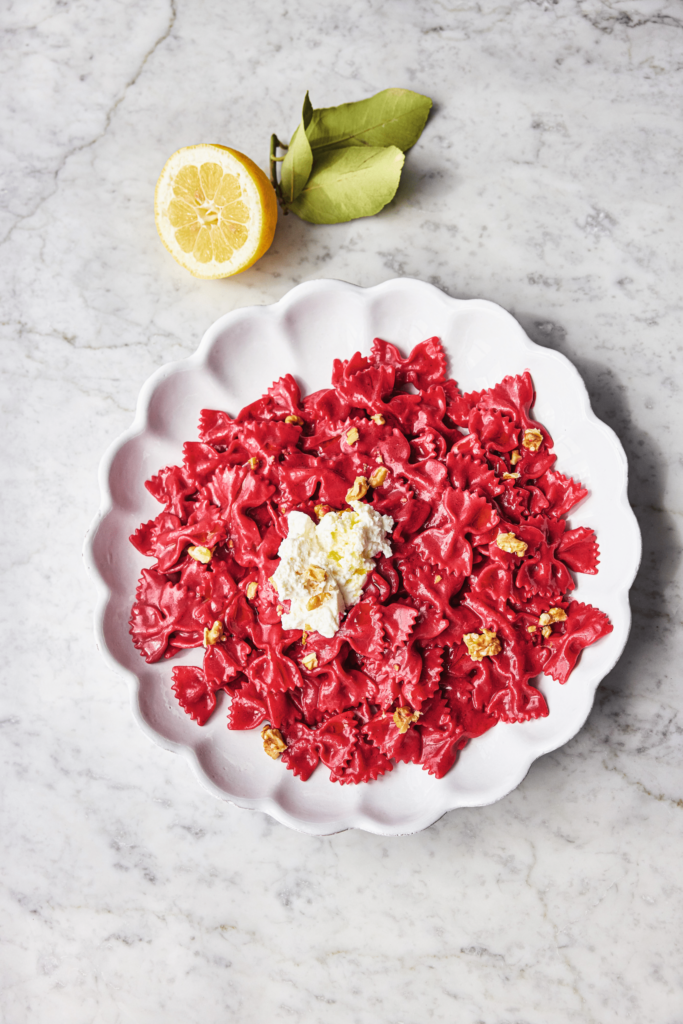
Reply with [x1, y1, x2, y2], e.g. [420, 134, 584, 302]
[502, 472, 520, 480]
[393, 706, 421, 734]
[203, 620, 225, 647]
[346, 427, 359, 445]
[246, 581, 258, 600]
[434, 575, 442, 583]
[346, 475, 369, 502]
[510, 449, 521, 466]
[307, 592, 329, 611]
[285, 414, 303, 425]
[303, 565, 327, 589]
[527, 625, 537, 633]
[371, 413, 385, 425]
[276, 604, 284, 615]
[539, 607, 567, 626]
[522, 428, 544, 451]
[314, 503, 330, 520]
[463, 628, 502, 661]
[261, 725, 287, 759]
[248, 456, 259, 470]
[188, 545, 212, 563]
[541, 625, 553, 638]
[496, 532, 528, 557]
[302, 652, 318, 671]
[368, 466, 388, 488]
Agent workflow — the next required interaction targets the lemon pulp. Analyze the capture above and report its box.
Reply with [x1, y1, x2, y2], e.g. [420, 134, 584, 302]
[155, 144, 277, 279]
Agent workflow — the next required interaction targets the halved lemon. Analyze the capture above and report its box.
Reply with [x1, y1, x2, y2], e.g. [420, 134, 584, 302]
[154, 144, 278, 279]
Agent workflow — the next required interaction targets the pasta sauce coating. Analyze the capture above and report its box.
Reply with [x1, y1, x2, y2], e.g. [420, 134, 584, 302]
[129, 337, 612, 784]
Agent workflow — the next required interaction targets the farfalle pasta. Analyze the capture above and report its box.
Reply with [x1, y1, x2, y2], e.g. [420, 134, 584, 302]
[129, 337, 612, 784]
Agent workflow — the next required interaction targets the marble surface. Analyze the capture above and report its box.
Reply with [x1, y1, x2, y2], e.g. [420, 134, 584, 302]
[1, 0, 682, 1020]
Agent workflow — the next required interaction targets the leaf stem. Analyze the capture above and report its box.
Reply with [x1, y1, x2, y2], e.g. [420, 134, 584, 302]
[269, 134, 288, 211]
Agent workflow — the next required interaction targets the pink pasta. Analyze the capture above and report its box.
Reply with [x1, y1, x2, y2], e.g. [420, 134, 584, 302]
[129, 337, 612, 783]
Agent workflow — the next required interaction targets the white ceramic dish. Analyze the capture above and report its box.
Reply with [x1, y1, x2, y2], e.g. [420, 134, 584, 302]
[84, 278, 641, 836]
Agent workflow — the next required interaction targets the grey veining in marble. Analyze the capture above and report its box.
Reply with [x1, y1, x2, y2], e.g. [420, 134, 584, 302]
[1, 1, 682, 1021]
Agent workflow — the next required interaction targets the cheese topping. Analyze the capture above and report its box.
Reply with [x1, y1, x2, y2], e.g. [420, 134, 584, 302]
[271, 501, 394, 638]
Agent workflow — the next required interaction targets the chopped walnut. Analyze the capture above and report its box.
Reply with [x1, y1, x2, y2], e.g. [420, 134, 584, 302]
[246, 581, 258, 600]
[539, 607, 567, 626]
[314, 503, 330, 520]
[346, 427, 359, 445]
[285, 414, 303, 425]
[541, 625, 553, 639]
[375, 453, 384, 464]
[393, 664, 400, 672]
[301, 630, 308, 646]
[527, 625, 537, 633]
[368, 466, 388, 488]
[346, 476, 369, 502]
[188, 545, 212, 563]
[307, 592, 329, 611]
[434, 575, 442, 583]
[371, 413, 385, 425]
[248, 456, 259, 470]
[303, 564, 326, 590]
[203, 620, 225, 647]
[393, 706, 421, 734]
[261, 725, 287, 759]
[502, 472, 520, 480]
[463, 628, 502, 661]
[276, 604, 284, 615]
[510, 449, 521, 466]
[496, 532, 528, 557]
[522, 428, 544, 451]
[302, 652, 318, 671]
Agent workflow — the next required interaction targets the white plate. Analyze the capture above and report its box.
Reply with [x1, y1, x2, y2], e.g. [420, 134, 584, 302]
[84, 278, 641, 836]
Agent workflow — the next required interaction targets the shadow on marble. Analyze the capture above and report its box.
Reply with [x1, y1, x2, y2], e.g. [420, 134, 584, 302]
[515, 313, 681, 725]
[392, 157, 459, 209]
[238, 209, 330, 285]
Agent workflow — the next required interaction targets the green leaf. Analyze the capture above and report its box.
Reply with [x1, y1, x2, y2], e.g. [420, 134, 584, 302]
[305, 88, 432, 154]
[288, 145, 405, 224]
[302, 90, 313, 128]
[280, 92, 314, 204]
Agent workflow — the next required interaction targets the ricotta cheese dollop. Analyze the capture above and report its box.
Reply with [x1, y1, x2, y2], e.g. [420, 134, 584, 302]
[271, 501, 394, 638]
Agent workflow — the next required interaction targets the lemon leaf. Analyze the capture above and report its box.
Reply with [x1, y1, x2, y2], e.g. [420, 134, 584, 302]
[306, 88, 432, 154]
[280, 92, 314, 204]
[288, 146, 405, 224]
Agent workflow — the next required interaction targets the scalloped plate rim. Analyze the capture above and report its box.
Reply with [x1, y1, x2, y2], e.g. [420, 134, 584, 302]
[83, 277, 641, 836]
